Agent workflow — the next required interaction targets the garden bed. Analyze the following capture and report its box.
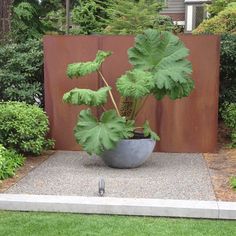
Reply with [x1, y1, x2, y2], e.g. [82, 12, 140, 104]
[0, 151, 54, 193]
[204, 149, 236, 201]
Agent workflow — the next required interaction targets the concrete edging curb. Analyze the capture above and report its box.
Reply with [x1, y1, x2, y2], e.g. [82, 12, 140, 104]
[0, 194, 235, 219]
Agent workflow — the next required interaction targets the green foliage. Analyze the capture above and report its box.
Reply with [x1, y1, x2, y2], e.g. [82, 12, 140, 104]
[143, 121, 160, 141]
[0, 39, 43, 105]
[103, 0, 173, 35]
[220, 102, 236, 147]
[70, 0, 106, 35]
[220, 34, 236, 105]
[116, 70, 154, 99]
[74, 109, 134, 155]
[193, 5, 236, 35]
[128, 29, 194, 100]
[41, 9, 66, 34]
[230, 176, 236, 190]
[0, 102, 54, 155]
[11, 2, 45, 42]
[63, 87, 111, 106]
[67, 51, 112, 78]
[0, 145, 25, 180]
[40, 0, 65, 15]
[207, 0, 236, 17]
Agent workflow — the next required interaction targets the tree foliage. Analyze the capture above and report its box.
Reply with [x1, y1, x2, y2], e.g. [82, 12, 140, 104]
[10, 2, 45, 42]
[70, 0, 106, 35]
[103, 0, 174, 35]
[0, 39, 43, 105]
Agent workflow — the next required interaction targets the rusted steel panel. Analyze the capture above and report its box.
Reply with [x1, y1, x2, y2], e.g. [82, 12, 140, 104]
[156, 35, 220, 152]
[44, 35, 220, 153]
[44, 35, 100, 150]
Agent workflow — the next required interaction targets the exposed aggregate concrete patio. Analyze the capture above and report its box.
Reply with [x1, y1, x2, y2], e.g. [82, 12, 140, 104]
[6, 151, 216, 201]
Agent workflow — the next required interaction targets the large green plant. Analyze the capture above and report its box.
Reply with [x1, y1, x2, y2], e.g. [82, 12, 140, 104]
[63, 30, 194, 155]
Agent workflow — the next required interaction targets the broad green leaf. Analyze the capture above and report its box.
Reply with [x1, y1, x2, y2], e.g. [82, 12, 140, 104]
[143, 121, 160, 141]
[63, 87, 111, 106]
[153, 78, 195, 100]
[74, 109, 135, 155]
[67, 50, 112, 78]
[116, 69, 155, 99]
[128, 29, 194, 99]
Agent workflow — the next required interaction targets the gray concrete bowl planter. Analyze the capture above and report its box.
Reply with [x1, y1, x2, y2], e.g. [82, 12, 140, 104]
[100, 139, 156, 169]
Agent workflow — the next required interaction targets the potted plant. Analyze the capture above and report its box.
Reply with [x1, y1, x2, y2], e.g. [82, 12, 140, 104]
[63, 29, 194, 168]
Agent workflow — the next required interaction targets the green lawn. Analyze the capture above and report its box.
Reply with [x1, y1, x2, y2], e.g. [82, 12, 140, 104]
[0, 211, 235, 236]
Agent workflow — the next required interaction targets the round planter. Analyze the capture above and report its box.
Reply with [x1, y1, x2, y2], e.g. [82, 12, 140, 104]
[100, 139, 156, 169]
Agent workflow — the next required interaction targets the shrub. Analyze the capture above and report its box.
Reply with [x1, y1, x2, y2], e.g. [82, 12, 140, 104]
[0, 102, 54, 155]
[207, 0, 236, 17]
[192, 5, 236, 35]
[220, 34, 236, 105]
[0, 39, 43, 105]
[220, 102, 236, 147]
[0, 144, 25, 180]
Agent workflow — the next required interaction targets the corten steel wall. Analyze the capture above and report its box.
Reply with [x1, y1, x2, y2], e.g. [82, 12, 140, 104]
[44, 35, 220, 153]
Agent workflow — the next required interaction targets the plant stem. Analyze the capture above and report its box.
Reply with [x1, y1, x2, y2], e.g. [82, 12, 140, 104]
[134, 96, 149, 118]
[129, 99, 138, 120]
[98, 70, 121, 116]
[101, 105, 107, 112]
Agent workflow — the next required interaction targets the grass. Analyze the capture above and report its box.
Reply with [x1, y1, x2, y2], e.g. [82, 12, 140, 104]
[0, 211, 235, 236]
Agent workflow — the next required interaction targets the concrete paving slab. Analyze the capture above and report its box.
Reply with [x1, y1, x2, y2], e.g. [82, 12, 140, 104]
[6, 151, 215, 200]
[218, 201, 236, 219]
[0, 194, 219, 219]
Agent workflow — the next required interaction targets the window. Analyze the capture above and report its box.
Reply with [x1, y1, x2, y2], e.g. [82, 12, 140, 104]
[185, 4, 208, 32]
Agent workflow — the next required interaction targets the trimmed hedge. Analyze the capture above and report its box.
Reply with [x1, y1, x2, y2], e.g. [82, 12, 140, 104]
[0, 102, 54, 155]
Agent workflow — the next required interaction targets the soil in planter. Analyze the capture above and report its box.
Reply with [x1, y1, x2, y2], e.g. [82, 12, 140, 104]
[130, 131, 150, 139]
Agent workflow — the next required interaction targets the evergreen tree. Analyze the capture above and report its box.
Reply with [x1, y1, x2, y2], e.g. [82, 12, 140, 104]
[102, 0, 173, 35]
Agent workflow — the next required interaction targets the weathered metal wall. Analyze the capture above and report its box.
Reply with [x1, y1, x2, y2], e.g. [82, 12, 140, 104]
[44, 35, 220, 153]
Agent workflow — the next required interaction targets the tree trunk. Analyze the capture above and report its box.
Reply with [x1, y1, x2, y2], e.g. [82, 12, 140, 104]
[0, 0, 13, 39]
